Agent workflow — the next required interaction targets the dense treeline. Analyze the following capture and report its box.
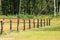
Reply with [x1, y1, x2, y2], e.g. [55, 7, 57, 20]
[1, 0, 20, 15]
[0, 0, 59, 15]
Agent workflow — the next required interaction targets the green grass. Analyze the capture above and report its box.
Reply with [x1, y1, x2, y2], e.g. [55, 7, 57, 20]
[0, 14, 53, 19]
[0, 31, 60, 40]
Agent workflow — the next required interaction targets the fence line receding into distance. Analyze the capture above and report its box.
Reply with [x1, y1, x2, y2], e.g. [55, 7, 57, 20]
[0, 18, 50, 34]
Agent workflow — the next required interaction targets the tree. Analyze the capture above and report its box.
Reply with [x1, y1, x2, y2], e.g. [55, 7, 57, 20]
[1, 0, 10, 15]
[0, 0, 56, 15]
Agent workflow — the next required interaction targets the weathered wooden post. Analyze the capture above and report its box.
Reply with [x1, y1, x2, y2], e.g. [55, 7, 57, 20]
[17, 18, 19, 32]
[37, 19, 39, 28]
[46, 19, 48, 26]
[23, 19, 25, 31]
[29, 19, 31, 29]
[40, 19, 42, 27]
[33, 19, 35, 28]
[10, 19, 12, 32]
[44, 19, 45, 26]
[0, 21, 3, 34]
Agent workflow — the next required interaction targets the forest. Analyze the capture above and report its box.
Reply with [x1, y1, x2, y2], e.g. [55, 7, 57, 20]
[0, 0, 54, 15]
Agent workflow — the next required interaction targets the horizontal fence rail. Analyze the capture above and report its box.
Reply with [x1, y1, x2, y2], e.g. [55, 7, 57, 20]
[0, 18, 50, 34]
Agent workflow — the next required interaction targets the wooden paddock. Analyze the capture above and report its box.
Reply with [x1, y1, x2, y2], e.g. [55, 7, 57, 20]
[0, 18, 50, 34]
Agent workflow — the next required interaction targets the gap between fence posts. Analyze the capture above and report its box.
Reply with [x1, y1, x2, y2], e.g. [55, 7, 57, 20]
[0, 21, 3, 34]
[10, 19, 12, 32]
[17, 18, 19, 32]
[49, 19, 50, 26]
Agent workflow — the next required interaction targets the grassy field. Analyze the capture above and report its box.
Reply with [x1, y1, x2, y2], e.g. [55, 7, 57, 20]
[0, 16, 60, 40]
[0, 31, 60, 40]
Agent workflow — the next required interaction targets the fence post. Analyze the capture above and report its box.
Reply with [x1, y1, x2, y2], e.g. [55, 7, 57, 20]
[29, 19, 31, 29]
[40, 19, 42, 27]
[44, 19, 45, 26]
[10, 19, 12, 32]
[23, 19, 25, 31]
[37, 19, 39, 28]
[17, 18, 19, 32]
[0, 21, 3, 34]
[46, 19, 48, 26]
[33, 19, 35, 28]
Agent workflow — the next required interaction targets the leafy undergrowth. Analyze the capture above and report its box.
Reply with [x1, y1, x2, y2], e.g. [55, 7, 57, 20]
[0, 14, 53, 19]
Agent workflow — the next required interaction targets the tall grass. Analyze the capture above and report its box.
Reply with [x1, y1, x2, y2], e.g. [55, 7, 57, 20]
[17, 14, 53, 19]
[0, 13, 54, 19]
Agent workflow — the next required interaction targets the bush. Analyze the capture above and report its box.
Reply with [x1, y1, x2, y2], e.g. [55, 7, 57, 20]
[17, 14, 35, 19]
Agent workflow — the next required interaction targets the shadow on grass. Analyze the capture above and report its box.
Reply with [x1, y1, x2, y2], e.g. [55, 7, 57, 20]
[0, 26, 60, 35]
[39, 26, 60, 31]
[32, 26, 60, 31]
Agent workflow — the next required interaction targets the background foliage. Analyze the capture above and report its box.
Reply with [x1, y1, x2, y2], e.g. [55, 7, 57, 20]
[0, 0, 60, 17]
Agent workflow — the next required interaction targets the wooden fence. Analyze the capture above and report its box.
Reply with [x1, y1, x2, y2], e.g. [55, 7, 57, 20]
[0, 18, 50, 34]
